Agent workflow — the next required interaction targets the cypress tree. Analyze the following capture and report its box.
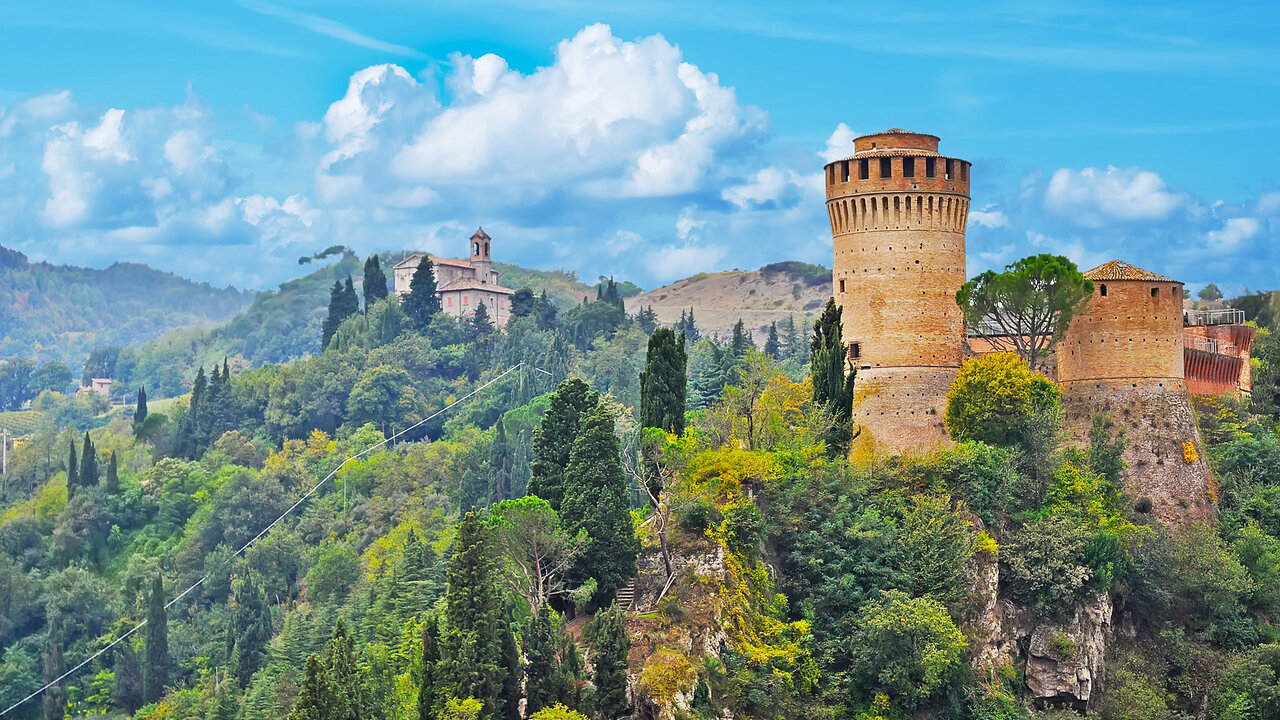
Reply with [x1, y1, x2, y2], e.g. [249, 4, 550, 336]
[560, 405, 639, 598]
[342, 277, 359, 318]
[810, 298, 855, 456]
[363, 254, 389, 308]
[80, 432, 99, 487]
[530, 379, 598, 512]
[556, 625, 584, 710]
[639, 328, 687, 435]
[684, 308, 700, 343]
[134, 386, 148, 428]
[144, 575, 170, 704]
[588, 604, 631, 720]
[418, 615, 441, 720]
[492, 419, 512, 503]
[764, 321, 780, 358]
[105, 451, 119, 494]
[469, 301, 494, 341]
[501, 612, 522, 720]
[43, 641, 66, 720]
[321, 281, 345, 349]
[66, 439, 78, 498]
[403, 258, 441, 331]
[439, 511, 508, 719]
[229, 573, 273, 687]
[113, 641, 144, 714]
[524, 605, 559, 717]
[780, 315, 799, 362]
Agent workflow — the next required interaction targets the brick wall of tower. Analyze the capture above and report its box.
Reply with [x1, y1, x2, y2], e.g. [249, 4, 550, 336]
[827, 131, 970, 454]
[1057, 279, 1186, 384]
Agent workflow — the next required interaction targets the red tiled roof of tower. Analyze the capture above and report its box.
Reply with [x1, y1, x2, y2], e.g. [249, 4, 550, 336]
[1082, 260, 1175, 282]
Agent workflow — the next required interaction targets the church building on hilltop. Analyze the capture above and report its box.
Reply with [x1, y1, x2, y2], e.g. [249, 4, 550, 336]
[392, 227, 515, 327]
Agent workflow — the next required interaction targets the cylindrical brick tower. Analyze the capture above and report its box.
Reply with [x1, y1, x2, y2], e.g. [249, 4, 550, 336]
[1056, 260, 1212, 525]
[825, 129, 970, 454]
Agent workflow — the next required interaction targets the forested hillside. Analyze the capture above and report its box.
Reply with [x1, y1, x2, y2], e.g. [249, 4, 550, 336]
[0, 246, 252, 369]
[6, 255, 1280, 720]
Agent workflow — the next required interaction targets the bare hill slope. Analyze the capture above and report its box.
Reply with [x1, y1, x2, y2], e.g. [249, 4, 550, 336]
[624, 261, 831, 341]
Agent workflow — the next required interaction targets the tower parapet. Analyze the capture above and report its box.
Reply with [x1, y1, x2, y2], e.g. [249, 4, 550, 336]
[826, 129, 970, 454]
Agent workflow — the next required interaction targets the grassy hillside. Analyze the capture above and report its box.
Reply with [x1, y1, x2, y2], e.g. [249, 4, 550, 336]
[624, 260, 831, 340]
[0, 245, 253, 369]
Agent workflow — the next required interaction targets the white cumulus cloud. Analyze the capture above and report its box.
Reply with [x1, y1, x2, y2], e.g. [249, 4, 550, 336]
[1044, 165, 1184, 227]
[1205, 217, 1262, 250]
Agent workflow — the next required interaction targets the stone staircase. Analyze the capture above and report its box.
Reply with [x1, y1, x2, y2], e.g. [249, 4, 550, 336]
[615, 578, 636, 611]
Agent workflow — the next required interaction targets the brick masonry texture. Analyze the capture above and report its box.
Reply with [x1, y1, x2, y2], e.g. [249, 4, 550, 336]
[827, 130, 969, 455]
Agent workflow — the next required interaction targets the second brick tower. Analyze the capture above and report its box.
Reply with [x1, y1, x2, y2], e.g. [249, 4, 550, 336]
[824, 129, 971, 454]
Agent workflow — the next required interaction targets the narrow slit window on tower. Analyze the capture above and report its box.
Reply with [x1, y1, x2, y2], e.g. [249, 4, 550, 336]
[842, 161, 850, 182]
[944, 160, 953, 180]
[859, 159, 869, 180]
[839, 278, 846, 293]
[925, 157, 936, 178]
[1099, 284, 1107, 297]
[902, 157, 915, 178]
[961, 162, 969, 181]
[1151, 287, 1160, 298]
[880, 158, 892, 178]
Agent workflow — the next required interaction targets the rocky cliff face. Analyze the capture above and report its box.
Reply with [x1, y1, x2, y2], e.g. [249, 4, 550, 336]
[964, 546, 1113, 711]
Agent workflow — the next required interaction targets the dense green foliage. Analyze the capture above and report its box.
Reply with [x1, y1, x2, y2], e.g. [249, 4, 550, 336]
[956, 253, 1094, 369]
[0, 245, 252, 369]
[639, 327, 687, 435]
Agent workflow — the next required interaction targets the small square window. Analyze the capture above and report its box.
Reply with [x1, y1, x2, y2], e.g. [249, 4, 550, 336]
[1099, 284, 1107, 297]
[1151, 287, 1159, 298]
[848, 342, 861, 360]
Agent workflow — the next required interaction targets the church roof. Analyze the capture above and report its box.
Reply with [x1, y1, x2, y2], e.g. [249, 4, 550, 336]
[437, 277, 515, 294]
[1083, 260, 1176, 282]
[391, 253, 474, 270]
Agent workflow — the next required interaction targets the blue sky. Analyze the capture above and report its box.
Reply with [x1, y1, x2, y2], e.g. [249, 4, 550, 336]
[1, 1, 1278, 292]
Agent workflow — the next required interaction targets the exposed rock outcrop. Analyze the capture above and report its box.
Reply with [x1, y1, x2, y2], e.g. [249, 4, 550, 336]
[1023, 592, 1112, 710]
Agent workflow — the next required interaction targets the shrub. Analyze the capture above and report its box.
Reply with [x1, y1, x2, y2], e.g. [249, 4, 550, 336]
[1001, 517, 1092, 617]
[678, 498, 719, 533]
[945, 353, 1060, 449]
[848, 589, 967, 711]
[719, 499, 763, 555]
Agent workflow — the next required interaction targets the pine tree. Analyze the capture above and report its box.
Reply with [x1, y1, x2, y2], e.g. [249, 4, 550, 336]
[363, 254, 389, 308]
[635, 305, 658, 335]
[418, 615, 441, 720]
[288, 654, 342, 720]
[468, 301, 494, 342]
[811, 298, 855, 457]
[764, 322, 780, 358]
[588, 604, 631, 720]
[560, 405, 639, 598]
[730, 319, 752, 361]
[105, 451, 120, 494]
[66, 439, 78, 499]
[80, 432, 99, 487]
[689, 339, 727, 410]
[229, 573, 273, 687]
[639, 328, 687, 435]
[780, 315, 798, 362]
[325, 620, 363, 720]
[404, 258, 442, 331]
[134, 386, 148, 428]
[684, 308, 700, 343]
[144, 574, 171, 704]
[530, 379, 599, 512]
[439, 512, 509, 719]
[524, 605, 560, 717]
[206, 671, 238, 720]
[113, 641, 144, 714]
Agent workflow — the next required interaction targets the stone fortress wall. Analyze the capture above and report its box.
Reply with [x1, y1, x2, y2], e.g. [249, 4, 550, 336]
[825, 130, 1214, 523]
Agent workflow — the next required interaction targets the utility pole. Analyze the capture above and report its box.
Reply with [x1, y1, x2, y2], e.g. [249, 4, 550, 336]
[1, 428, 9, 498]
